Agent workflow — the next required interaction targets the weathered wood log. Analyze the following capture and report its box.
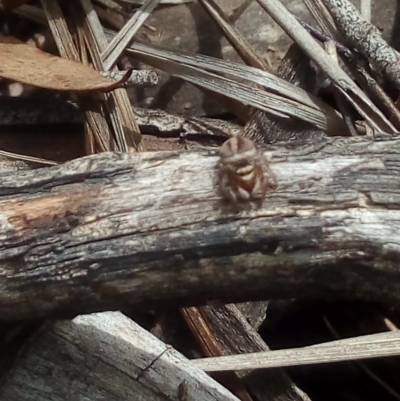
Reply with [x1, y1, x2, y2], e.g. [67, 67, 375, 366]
[0, 312, 240, 401]
[1, 135, 400, 322]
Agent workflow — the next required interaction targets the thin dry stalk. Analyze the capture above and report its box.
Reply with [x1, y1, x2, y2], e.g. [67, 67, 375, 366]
[302, 0, 339, 38]
[255, 0, 397, 133]
[101, 0, 160, 70]
[324, 40, 357, 136]
[323, 316, 400, 401]
[126, 41, 347, 134]
[197, 0, 270, 70]
[0, 151, 57, 166]
[360, 0, 371, 22]
[301, 3, 400, 130]
[321, 0, 400, 90]
[41, 0, 113, 152]
[193, 331, 400, 372]
[79, 0, 143, 151]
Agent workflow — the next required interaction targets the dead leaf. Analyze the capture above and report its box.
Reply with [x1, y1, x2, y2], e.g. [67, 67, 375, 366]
[0, 35, 126, 92]
[1, 0, 31, 12]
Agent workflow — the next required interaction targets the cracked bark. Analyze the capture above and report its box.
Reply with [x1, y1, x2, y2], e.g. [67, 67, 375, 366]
[1, 134, 400, 322]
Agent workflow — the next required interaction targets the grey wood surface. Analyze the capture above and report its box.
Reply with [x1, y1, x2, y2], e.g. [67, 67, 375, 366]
[0, 312, 240, 401]
[0, 135, 400, 322]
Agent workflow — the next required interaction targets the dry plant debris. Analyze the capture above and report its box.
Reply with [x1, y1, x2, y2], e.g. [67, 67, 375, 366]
[1, 1, 400, 401]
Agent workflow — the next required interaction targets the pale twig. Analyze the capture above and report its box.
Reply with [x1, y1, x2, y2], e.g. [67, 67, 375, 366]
[192, 331, 400, 372]
[255, 0, 397, 133]
[384, 318, 399, 331]
[322, 0, 400, 90]
[101, 0, 161, 70]
[323, 316, 400, 401]
[0, 150, 58, 166]
[299, 3, 400, 130]
[360, 0, 371, 23]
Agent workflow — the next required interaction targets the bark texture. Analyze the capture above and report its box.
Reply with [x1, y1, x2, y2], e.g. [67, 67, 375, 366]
[1, 135, 400, 322]
[0, 312, 239, 401]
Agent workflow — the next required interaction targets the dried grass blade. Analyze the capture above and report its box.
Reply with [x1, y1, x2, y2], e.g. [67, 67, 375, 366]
[302, 0, 338, 37]
[101, 0, 161, 70]
[302, 1, 400, 130]
[323, 316, 400, 401]
[193, 330, 400, 372]
[126, 41, 346, 134]
[41, 0, 113, 152]
[79, 0, 143, 151]
[197, 0, 270, 70]
[0, 150, 58, 166]
[255, 0, 397, 133]
[127, 41, 339, 114]
[131, 49, 348, 132]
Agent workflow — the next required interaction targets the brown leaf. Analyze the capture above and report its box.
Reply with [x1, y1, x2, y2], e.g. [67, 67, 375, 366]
[1, 0, 31, 12]
[0, 35, 126, 92]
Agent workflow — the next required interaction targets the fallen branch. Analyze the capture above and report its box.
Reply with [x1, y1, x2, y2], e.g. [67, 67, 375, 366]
[0, 312, 239, 401]
[1, 135, 400, 322]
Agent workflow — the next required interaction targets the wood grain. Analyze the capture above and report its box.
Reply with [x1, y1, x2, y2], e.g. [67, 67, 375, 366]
[1, 135, 400, 321]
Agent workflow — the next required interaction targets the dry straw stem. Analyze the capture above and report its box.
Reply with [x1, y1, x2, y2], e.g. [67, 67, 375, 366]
[79, 0, 143, 152]
[322, 0, 400, 90]
[101, 0, 161, 70]
[303, 0, 400, 130]
[255, 0, 397, 134]
[360, 0, 371, 22]
[194, 303, 311, 401]
[323, 316, 400, 401]
[303, 0, 339, 38]
[41, 0, 113, 153]
[126, 40, 347, 134]
[197, 0, 270, 70]
[192, 330, 400, 372]
[0, 150, 57, 166]
[324, 39, 358, 136]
